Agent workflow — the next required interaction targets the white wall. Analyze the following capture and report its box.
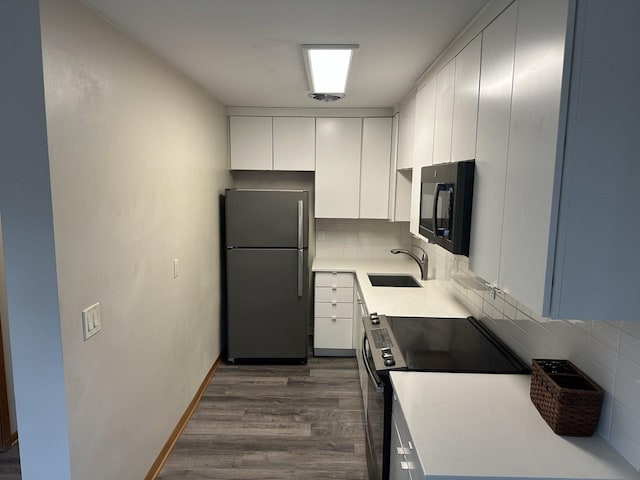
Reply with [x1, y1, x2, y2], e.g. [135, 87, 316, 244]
[414, 237, 640, 471]
[37, 0, 232, 478]
[0, 1, 72, 477]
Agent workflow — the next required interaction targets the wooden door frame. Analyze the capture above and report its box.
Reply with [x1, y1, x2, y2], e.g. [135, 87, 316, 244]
[0, 312, 16, 450]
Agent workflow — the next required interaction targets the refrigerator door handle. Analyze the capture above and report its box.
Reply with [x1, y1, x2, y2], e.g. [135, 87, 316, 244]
[297, 200, 304, 249]
[297, 249, 303, 297]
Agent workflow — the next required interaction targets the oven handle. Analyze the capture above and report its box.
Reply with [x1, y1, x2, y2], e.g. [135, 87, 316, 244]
[362, 336, 384, 393]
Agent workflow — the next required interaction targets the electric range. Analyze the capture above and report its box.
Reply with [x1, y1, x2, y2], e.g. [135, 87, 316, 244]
[358, 313, 529, 480]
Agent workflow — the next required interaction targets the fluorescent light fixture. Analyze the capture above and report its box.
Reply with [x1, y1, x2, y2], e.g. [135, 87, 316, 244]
[302, 44, 359, 94]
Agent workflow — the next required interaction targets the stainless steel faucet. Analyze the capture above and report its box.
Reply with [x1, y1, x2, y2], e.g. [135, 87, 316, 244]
[390, 246, 429, 281]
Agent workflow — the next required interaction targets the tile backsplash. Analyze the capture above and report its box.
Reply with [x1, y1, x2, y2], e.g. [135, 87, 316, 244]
[414, 237, 640, 471]
[316, 219, 412, 258]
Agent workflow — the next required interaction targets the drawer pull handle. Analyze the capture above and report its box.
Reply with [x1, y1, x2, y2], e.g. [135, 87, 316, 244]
[331, 315, 337, 320]
[331, 301, 337, 305]
[407, 441, 413, 450]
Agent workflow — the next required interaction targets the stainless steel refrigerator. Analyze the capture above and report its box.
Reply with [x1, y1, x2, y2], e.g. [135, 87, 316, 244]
[225, 189, 309, 362]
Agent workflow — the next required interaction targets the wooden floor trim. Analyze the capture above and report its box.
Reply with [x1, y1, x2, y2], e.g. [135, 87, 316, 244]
[144, 355, 222, 480]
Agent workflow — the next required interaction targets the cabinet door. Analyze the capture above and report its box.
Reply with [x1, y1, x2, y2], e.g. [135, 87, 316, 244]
[315, 118, 362, 218]
[388, 113, 400, 220]
[551, 1, 640, 320]
[451, 34, 482, 162]
[432, 60, 455, 164]
[397, 91, 416, 169]
[273, 117, 315, 171]
[414, 78, 437, 168]
[499, 0, 571, 313]
[468, 4, 517, 287]
[410, 78, 436, 236]
[389, 422, 409, 480]
[229, 116, 273, 170]
[314, 318, 353, 349]
[360, 117, 392, 219]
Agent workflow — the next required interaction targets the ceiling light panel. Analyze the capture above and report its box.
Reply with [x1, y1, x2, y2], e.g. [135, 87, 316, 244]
[303, 45, 358, 94]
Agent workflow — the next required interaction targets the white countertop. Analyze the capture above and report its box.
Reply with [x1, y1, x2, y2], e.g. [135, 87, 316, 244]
[312, 257, 471, 318]
[390, 371, 640, 480]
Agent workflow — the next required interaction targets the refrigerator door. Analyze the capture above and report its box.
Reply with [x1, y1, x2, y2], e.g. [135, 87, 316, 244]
[225, 189, 308, 248]
[227, 248, 308, 360]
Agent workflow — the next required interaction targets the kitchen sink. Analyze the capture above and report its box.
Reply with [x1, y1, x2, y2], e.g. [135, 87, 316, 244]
[367, 274, 422, 288]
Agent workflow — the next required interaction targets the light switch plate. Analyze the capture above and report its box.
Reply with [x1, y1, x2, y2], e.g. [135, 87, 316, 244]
[82, 302, 101, 341]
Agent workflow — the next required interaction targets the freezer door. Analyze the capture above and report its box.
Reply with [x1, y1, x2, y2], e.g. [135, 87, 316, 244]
[227, 248, 308, 360]
[225, 189, 309, 248]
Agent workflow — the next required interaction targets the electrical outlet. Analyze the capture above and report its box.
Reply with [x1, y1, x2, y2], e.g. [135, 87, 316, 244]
[173, 258, 179, 278]
[82, 303, 101, 341]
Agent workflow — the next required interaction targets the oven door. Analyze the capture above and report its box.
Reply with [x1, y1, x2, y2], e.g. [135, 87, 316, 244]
[363, 334, 386, 480]
[355, 290, 369, 415]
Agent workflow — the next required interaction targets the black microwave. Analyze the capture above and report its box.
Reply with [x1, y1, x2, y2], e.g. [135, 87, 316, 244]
[419, 160, 475, 256]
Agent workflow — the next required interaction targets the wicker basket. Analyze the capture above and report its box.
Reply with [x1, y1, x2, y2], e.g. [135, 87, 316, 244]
[530, 359, 604, 436]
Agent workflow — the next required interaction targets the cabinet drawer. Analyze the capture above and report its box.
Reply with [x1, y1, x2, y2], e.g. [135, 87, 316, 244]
[315, 287, 354, 303]
[392, 396, 424, 480]
[315, 272, 354, 288]
[315, 302, 353, 319]
[314, 317, 353, 349]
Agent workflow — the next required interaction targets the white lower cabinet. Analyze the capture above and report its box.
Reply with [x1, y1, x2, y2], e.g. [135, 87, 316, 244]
[390, 394, 424, 480]
[313, 272, 356, 356]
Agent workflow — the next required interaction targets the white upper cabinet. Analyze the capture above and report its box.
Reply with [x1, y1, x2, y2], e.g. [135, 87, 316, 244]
[315, 117, 362, 219]
[397, 91, 416, 169]
[410, 78, 437, 236]
[229, 116, 272, 170]
[548, 0, 640, 320]
[272, 117, 315, 171]
[229, 116, 315, 171]
[501, 0, 640, 320]
[451, 34, 482, 162]
[360, 118, 392, 219]
[468, 4, 517, 287]
[413, 78, 437, 169]
[432, 60, 456, 164]
[499, 0, 571, 316]
[388, 114, 411, 223]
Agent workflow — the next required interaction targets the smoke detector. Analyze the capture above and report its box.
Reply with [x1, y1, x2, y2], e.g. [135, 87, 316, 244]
[308, 93, 345, 102]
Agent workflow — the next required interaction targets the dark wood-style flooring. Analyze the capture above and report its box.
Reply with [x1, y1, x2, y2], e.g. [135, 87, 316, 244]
[0, 444, 19, 480]
[0, 354, 367, 480]
[158, 354, 367, 479]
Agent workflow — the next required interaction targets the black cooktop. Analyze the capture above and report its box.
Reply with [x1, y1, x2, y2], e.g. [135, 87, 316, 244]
[386, 316, 529, 374]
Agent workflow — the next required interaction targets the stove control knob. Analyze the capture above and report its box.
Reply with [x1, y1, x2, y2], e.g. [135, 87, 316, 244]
[384, 357, 396, 367]
[370, 313, 380, 325]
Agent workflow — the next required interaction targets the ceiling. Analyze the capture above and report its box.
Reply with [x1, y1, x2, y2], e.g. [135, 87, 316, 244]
[81, 0, 489, 108]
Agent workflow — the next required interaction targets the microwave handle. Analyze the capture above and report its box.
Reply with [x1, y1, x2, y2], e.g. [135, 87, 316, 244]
[432, 183, 444, 237]
[433, 183, 453, 237]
